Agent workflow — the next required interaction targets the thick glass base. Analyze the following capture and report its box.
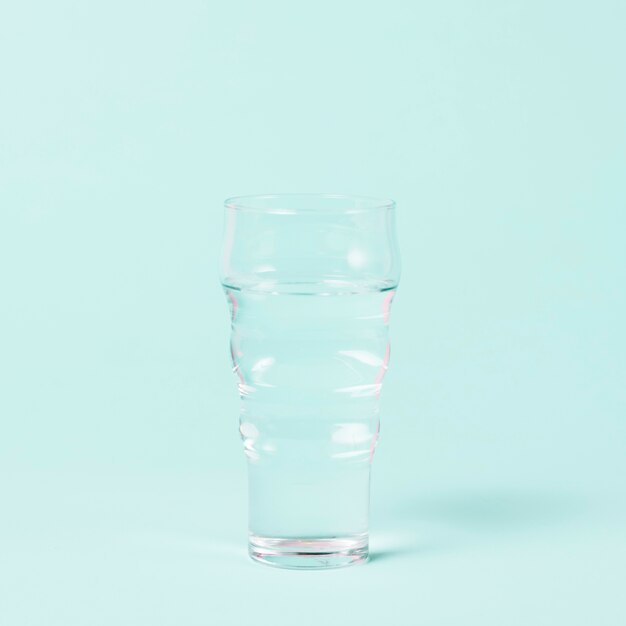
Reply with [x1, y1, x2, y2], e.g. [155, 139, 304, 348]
[249, 533, 369, 570]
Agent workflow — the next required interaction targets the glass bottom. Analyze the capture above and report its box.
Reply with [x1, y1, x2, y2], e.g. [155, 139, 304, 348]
[248, 533, 369, 570]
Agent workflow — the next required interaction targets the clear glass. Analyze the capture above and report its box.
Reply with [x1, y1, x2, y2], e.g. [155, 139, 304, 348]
[219, 194, 400, 569]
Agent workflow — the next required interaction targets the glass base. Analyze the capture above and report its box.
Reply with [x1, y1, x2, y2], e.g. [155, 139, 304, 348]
[248, 533, 369, 570]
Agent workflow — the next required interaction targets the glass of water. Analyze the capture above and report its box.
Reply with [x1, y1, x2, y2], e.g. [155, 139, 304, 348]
[219, 194, 401, 569]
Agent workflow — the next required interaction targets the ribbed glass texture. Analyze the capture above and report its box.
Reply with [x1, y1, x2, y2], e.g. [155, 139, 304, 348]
[220, 194, 400, 569]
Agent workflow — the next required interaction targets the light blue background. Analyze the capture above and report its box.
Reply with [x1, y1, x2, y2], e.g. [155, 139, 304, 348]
[1, 1, 625, 624]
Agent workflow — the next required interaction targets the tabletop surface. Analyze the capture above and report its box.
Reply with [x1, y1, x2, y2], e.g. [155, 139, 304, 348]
[3, 465, 625, 625]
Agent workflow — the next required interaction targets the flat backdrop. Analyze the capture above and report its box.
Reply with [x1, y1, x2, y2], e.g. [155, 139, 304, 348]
[1, 1, 624, 625]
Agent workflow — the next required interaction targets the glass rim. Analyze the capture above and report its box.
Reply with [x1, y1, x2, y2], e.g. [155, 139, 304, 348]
[224, 193, 395, 214]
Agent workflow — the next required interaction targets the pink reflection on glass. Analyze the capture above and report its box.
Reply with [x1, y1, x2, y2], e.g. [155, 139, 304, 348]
[382, 290, 395, 325]
[369, 291, 393, 464]
[368, 421, 380, 464]
[374, 343, 390, 388]
[227, 289, 238, 321]
[228, 291, 245, 386]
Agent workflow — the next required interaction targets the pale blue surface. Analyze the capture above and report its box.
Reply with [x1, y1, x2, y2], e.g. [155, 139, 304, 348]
[1, 1, 625, 624]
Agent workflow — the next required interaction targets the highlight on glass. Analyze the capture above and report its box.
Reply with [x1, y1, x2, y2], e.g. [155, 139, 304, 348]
[219, 194, 401, 569]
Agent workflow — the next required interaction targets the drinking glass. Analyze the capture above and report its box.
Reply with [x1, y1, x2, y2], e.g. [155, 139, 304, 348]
[219, 194, 400, 569]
